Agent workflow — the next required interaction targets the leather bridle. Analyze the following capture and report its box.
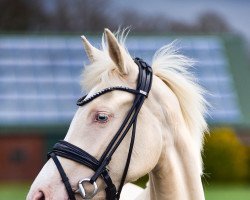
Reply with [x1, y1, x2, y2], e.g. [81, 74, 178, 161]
[47, 58, 153, 200]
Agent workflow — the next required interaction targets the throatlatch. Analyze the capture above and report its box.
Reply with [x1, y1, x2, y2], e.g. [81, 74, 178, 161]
[48, 57, 153, 200]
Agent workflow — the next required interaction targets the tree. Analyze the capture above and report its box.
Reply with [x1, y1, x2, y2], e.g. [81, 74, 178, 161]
[0, 0, 47, 31]
[198, 12, 230, 33]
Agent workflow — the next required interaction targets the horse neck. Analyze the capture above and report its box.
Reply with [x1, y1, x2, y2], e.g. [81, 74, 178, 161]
[147, 132, 205, 200]
[146, 80, 205, 200]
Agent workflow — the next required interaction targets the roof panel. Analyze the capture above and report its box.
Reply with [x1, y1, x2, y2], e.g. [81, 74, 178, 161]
[0, 35, 241, 125]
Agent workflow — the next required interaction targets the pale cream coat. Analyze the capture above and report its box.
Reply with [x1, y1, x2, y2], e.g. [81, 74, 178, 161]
[27, 29, 207, 200]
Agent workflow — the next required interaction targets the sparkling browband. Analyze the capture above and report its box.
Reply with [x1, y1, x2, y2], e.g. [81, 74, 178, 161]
[77, 86, 148, 106]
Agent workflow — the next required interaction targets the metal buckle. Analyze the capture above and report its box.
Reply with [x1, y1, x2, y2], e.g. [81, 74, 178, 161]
[75, 178, 98, 199]
[139, 90, 148, 96]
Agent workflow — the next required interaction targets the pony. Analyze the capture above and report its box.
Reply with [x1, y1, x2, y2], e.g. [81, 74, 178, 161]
[27, 28, 207, 200]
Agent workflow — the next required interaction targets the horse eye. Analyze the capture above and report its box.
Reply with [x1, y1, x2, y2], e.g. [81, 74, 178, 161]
[95, 113, 109, 123]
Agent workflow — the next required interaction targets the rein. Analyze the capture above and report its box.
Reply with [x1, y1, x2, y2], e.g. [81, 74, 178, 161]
[47, 57, 153, 200]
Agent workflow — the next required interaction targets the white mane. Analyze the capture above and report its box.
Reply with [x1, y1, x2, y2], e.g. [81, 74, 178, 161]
[152, 44, 208, 173]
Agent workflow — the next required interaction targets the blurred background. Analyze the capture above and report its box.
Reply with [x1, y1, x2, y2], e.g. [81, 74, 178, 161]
[0, 0, 250, 199]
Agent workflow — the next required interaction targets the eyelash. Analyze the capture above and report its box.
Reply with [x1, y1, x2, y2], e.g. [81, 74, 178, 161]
[94, 112, 112, 124]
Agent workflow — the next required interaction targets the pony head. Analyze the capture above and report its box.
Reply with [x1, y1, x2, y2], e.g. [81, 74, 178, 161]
[27, 28, 207, 200]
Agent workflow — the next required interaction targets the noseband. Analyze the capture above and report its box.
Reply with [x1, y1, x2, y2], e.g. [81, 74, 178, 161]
[48, 58, 153, 200]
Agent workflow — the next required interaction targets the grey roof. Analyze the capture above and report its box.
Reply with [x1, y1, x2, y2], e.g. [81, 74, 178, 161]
[0, 35, 241, 126]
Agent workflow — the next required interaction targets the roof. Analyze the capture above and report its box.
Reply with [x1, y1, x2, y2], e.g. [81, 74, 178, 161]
[0, 34, 248, 130]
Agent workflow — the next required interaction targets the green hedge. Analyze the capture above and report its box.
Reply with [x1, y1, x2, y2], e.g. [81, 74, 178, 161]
[203, 127, 248, 182]
[246, 146, 250, 181]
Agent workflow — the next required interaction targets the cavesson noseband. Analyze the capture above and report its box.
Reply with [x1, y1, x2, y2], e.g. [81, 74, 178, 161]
[48, 57, 153, 200]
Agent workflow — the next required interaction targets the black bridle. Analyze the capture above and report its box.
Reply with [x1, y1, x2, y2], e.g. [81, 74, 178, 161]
[47, 57, 153, 200]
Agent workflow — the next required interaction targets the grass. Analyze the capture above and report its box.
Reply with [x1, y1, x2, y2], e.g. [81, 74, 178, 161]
[0, 182, 30, 200]
[204, 183, 250, 200]
[0, 182, 250, 200]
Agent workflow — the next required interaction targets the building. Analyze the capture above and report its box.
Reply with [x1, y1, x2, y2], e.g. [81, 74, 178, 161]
[0, 34, 249, 180]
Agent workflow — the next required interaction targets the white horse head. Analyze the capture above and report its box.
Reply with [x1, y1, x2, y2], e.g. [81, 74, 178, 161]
[27, 29, 207, 200]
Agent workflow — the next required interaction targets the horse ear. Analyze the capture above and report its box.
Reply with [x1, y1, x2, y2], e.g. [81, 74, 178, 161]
[104, 28, 127, 75]
[81, 35, 102, 63]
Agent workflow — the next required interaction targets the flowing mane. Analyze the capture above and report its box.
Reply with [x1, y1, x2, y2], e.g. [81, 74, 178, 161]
[152, 44, 208, 174]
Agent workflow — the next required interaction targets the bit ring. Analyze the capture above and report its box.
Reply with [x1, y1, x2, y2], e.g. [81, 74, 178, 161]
[75, 178, 98, 199]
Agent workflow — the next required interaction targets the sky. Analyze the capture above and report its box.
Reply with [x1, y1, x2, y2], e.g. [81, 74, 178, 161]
[112, 0, 250, 42]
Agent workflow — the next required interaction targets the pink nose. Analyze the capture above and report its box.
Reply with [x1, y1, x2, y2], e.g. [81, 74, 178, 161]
[33, 190, 45, 200]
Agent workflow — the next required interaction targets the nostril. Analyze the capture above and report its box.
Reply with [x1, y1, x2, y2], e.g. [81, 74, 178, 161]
[33, 190, 45, 200]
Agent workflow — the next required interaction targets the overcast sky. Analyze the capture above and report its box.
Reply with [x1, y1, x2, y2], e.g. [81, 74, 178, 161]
[112, 0, 250, 41]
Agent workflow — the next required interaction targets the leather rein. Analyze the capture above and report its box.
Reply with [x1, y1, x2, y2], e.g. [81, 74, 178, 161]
[47, 58, 153, 200]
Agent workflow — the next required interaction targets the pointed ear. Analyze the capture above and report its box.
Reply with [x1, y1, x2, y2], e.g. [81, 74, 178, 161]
[81, 35, 102, 63]
[104, 28, 127, 75]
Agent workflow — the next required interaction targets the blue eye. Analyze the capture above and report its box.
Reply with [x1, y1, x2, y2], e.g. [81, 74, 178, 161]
[95, 113, 109, 123]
